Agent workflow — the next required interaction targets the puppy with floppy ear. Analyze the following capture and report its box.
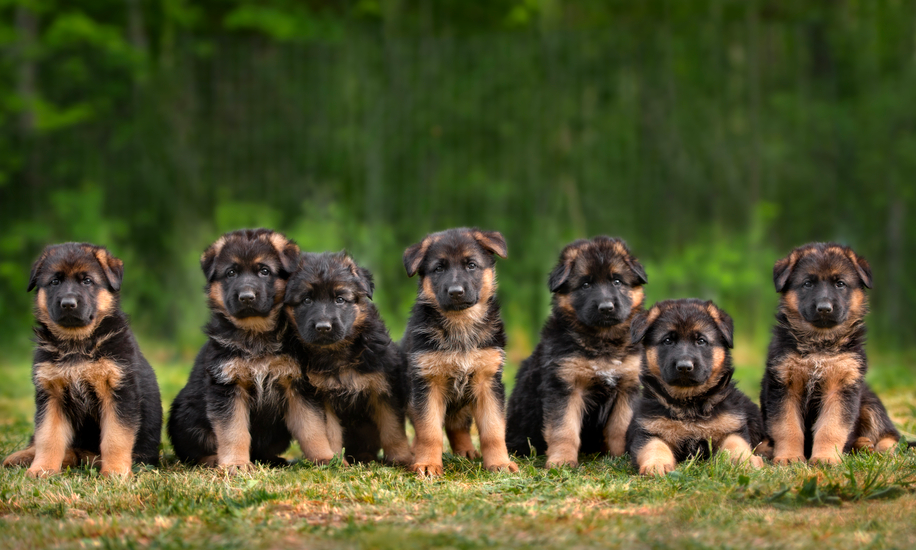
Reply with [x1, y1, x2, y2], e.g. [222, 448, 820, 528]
[3, 243, 162, 477]
[284, 251, 413, 466]
[626, 299, 765, 476]
[760, 243, 901, 465]
[401, 227, 518, 476]
[505, 237, 647, 467]
[168, 229, 338, 471]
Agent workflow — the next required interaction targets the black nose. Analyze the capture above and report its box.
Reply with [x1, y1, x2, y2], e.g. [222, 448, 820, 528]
[448, 286, 465, 298]
[817, 301, 833, 314]
[315, 321, 332, 333]
[238, 290, 256, 305]
[676, 360, 694, 374]
[598, 301, 615, 313]
[60, 297, 78, 311]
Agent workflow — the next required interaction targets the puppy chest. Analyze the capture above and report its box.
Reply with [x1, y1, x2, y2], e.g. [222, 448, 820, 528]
[639, 413, 744, 448]
[556, 354, 640, 390]
[34, 359, 123, 398]
[307, 369, 389, 397]
[217, 355, 301, 389]
[412, 348, 505, 380]
[775, 352, 863, 392]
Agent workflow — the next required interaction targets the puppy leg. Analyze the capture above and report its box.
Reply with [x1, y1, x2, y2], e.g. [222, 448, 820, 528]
[28, 395, 74, 477]
[544, 385, 585, 468]
[98, 387, 138, 477]
[371, 397, 413, 466]
[718, 433, 764, 469]
[810, 384, 858, 465]
[636, 437, 676, 476]
[770, 384, 806, 465]
[410, 376, 447, 477]
[285, 390, 336, 465]
[445, 405, 479, 459]
[471, 374, 517, 473]
[603, 394, 634, 458]
[210, 388, 253, 473]
[3, 446, 36, 468]
[323, 404, 349, 466]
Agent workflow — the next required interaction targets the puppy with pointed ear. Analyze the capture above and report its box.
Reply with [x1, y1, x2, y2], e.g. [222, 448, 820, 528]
[284, 251, 413, 466]
[760, 242, 900, 467]
[506, 236, 648, 467]
[401, 227, 518, 477]
[626, 298, 765, 476]
[4, 243, 162, 478]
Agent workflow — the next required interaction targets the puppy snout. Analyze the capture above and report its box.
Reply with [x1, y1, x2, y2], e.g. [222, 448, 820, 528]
[315, 321, 332, 333]
[448, 285, 465, 298]
[60, 296, 78, 311]
[238, 290, 256, 305]
[816, 301, 833, 314]
[675, 360, 694, 374]
[598, 301, 615, 314]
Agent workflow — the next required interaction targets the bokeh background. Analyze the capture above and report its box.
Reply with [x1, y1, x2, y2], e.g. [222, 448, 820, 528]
[0, 0, 913, 419]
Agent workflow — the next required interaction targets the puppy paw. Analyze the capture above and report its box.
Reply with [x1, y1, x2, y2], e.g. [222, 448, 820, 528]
[545, 457, 579, 469]
[748, 455, 765, 469]
[410, 463, 444, 477]
[638, 460, 675, 476]
[772, 455, 805, 466]
[101, 466, 133, 478]
[875, 437, 899, 453]
[486, 461, 519, 473]
[386, 452, 415, 467]
[808, 454, 842, 466]
[218, 461, 254, 475]
[26, 466, 60, 478]
[452, 448, 481, 460]
[3, 448, 36, 468]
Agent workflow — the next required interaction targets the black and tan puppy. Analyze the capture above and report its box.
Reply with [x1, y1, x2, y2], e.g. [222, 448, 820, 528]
[168, 229, 337, 470]
[760, 243, 900, 465]
[402, 227, 518, 476]
[506, 237, 646, 467]
[3, 243, 162, 477]
[626, 299, 765, 476]
[284, 252, 413, 466]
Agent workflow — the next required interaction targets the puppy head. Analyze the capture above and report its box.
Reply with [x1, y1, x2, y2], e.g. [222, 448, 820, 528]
[631, 299, 733, 394]
[28, 243, 124, 340]
[548, 236, 647, 328]
[773, 242, 870, 331]
[200, 228, 300, 332]
[402, 227, 506, 312]
[284, 252, 374, 346]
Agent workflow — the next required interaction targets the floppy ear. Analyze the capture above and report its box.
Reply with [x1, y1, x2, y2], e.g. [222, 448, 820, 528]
[283, 275, 306, 305]
[268, 232, 301, 275]
[625, 256, 648, 285]
[356, 266, 375, 300]
[773, 249, 801, 292]
[630, 305, 660, 344]
[27, 249, 50, 292]
[705, 301, 734, 349]
[200, 237, 226, 282]
[473, 230, 508, 259]
[548, 259, 573, 293]
[403, 237, 431, 277]
[844, 248, 873, 289]
[93, 247, 124, 292]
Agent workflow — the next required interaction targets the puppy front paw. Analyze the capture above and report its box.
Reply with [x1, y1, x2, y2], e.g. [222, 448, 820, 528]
[485, 461, 519, 473]
[638, 459, 675, 476]
[410, 462, 444, 477]
[3, 448, 36, 468]
[772, 455, 805, 466]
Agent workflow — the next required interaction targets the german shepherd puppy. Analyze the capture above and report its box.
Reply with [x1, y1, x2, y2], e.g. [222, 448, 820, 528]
[402, 228, 518, 476]
[168, 229, 337, 470]
[284, 252, 413, 466]
[626, 299, 765, 476]
[3, 243, 162, 477]
[760, 243, 900, 465]
[506, 237, 647, 467]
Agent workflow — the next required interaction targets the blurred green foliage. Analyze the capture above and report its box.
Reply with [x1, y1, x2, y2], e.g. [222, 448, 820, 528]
[0, 0, 913, 368]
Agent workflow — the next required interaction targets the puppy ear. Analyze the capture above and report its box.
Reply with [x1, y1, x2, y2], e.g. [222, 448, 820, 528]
[705, 301, 734, 349]
[403, 237, 431, 277]
[268, 232, 301, 275]
[200, 236, 227, 282]
[283, 275, 304, 305]
[630, 305, 660, 344]
[625, 256, 648, 285]
[773, 249, 801, 292]
[27, 249, 50, 292]
[473, 230, 508, 259]
[93, 247, 124, 292]
[548, 259, 573, 292]
[844, 248, 873, 289]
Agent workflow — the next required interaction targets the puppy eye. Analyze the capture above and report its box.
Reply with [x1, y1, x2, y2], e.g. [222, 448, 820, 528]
[226, 269, 237, 278]
[802, 280, 813, 288]
[259, 267, 271, 277]
[303, 297, 313, 305]
[467, 262, 477, 270]
[612, 277, 623, 287]
[835, 280, 846, 289]
[434, 265, 444, 273]
[335, 296, 346, 305]
[662, 336, 674, 345]
[82, 277, 93, 286]
[581, 282, 591, 289]
[50, 279, 60, 286]
[696, 337, 707, 346]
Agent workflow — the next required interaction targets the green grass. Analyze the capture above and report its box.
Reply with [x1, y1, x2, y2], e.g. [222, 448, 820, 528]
[0, 358, 914, 550]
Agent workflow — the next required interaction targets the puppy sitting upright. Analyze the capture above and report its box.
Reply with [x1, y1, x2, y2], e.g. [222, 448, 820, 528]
[3, 243, 162, 477]
[626, 299, 765, 476]
[168, 229, 337, 470]
[285, 252, 412, 466]
[402, 228, 518, 476]
[761, 243, 900, 465]
[506, 237, 646, 467]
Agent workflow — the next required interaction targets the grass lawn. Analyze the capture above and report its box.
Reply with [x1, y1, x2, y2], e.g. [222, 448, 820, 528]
[0, 356, 914, 550]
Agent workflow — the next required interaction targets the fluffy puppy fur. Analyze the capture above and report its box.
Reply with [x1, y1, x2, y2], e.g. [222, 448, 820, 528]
[168, 229, 337, 471]
[402, 227, 518, 476]
[626, 299, 765, 476]
[3, 243, 162, 477]
[285, 252, 412, 466]
[506, 237, 646, 467]
[760, 243, 901, 465]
